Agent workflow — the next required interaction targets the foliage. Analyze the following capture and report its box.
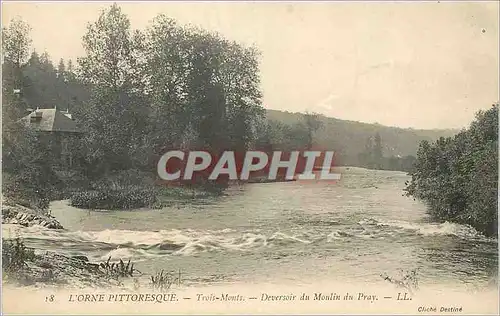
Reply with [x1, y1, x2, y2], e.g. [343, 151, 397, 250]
[144, 15, 264, 151]
[150, 269, 182, 292]
[70, 186, 156, 210]
[2, 17, 32, 66]
[2, 17, 32, 125]
[405, 104, 498, 237]
[2, 7, 265, 199]
[357, 132, 416, 172]
[380, 269, 419, 295]
[266, 109, 457, 167]
[2, 18, 88, 210]
[73, 4, 148, 176]
[2, 125, 62, 211]
[303, 112, 324, 149]
[358, 133, 383, 169]
[3, 18, 88, 126]
[72, 5, 265, 187]
[2, 238, 36, 277]
[68, 168, 227, 210]
[259, 113, 418, 172]
[255, 113, 324, 152]
[99, 257, 141, 279]
[22, 51, 89, 112]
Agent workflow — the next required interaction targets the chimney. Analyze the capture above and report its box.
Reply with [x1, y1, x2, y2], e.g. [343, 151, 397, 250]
[62, 108, 73, 120]
[30, 110, 42, 123]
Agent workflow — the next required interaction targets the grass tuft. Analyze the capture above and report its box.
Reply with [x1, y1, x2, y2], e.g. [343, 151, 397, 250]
[2, 238, 35, 275]
[98, 256, 142, 280]
[150, 269, 182, 292]
[380, 269, 419, 294]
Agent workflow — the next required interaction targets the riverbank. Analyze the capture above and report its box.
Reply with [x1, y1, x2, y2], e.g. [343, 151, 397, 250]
[4, 167, 300, 213]
[2, 204, 64, 229]
[68, 178, 297, 210]
[2, 168, 497, 312]
[2, 243, 124, 288]
[1, 204, 127, 289]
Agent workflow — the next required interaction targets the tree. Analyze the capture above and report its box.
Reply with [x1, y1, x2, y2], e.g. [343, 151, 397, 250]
[2, 17, 32, 125]
[143, 15, 264, 154]
[66, 59, 75, 80]
[219, 40, 264, 151]
[2, 125, 61, 211]
[57, 58, 65, 78]
[2, 17, 32, 67]
[356, 132, 384, 169]
[373, 132, 383, 169]
[22, 51, 61, 108]
[77, 3, 149, 175]
[142, 15, 265, 188]
[303, 112, 323, 149]
[1, 18, 63, 211]
[405, 104, 498, 237]
[358, 136, 374, 168]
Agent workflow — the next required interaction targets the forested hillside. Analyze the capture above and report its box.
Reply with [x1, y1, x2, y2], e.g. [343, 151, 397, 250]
[265, 109, 459, 166]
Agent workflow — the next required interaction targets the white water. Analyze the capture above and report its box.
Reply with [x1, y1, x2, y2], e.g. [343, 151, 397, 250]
[3, 167, 498, 289]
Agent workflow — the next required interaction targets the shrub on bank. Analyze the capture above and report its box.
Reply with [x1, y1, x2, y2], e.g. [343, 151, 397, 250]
[70, 186, 156, 210]
[69, 168, 228, 210]
[405, 104, 498, 237]
[2, 238, 36, 281]
[70, 184, 227, 210]
[2, 125, 62, 212]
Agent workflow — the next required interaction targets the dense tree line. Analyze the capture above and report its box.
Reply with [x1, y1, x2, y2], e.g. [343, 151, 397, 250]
[2, 5, 326, 209]
[405, 104, 498, 237]
[358, 132, 416, 172]
[255, 112, 323, 152]
[266, 109, 457, 167]
[1, 18, 75, 210]
[74, 5, 265, 178]
[2, 5, 267, 207]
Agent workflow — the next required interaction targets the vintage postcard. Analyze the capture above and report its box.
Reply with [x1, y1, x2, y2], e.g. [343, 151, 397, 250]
[1, 1, 499, 315]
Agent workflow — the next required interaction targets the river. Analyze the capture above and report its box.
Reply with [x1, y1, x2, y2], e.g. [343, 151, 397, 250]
[3, 167, 497, 290]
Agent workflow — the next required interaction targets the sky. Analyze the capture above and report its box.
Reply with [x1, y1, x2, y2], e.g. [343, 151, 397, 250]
[2, 1, 499, 129]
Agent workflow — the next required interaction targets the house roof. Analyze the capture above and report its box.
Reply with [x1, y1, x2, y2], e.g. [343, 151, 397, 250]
[18, 108, 83, 133]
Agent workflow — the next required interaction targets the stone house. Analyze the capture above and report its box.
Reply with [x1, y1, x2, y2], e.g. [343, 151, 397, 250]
[17, 107, 83, 167]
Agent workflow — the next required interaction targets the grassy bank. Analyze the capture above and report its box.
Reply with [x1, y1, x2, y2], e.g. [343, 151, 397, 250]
[2, 238, 181, 291]
[69, 185, 224, 210]
[70, 186, 156, 210]
[67, 169, 227, 210]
